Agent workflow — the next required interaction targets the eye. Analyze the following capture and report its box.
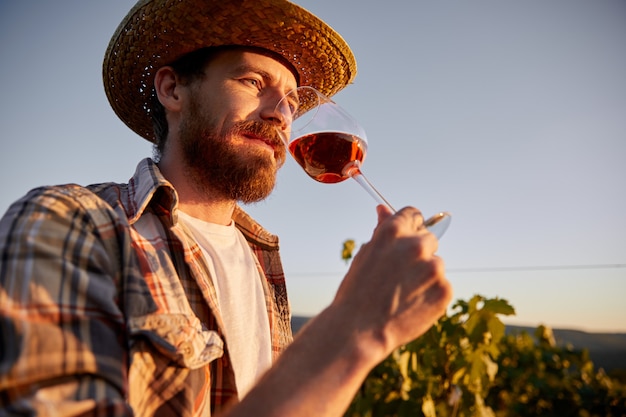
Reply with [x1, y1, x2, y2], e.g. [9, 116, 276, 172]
[287, 96, 299, 116]
[242, 78, 262, 89]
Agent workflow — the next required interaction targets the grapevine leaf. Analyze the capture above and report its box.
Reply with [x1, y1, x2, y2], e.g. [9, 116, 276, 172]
[341, 239, 356, 262]
[410, 351, 418, 374]
[482, 298, 516, 316]
[468, 350, 486, 385]
[452, 367, 466, 384]
[467, 295, 483, 314]
[398, 350, 411, 381]
[421, 396, 436, 417]
[487, 316, 506, 345]
[474, 393, 497, 417]
[483, 354, 498, 382]
[465, 311, 488, 344]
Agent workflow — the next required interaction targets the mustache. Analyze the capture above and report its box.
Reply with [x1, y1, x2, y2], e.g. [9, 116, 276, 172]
[231, 120, 284, 149]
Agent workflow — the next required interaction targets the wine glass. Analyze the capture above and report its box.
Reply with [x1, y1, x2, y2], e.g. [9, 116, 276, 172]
[275, 86, 451, 238]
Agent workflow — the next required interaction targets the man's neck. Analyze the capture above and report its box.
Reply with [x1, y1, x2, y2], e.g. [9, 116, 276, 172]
[157, 158, 236, 226]
[177, 199, 236, 225]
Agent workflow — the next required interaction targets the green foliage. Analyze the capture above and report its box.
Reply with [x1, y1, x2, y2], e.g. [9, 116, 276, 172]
[488, 326, 626, 416]
[345, 295, 514, 416]
[344, 295, 626, 417]
[341, 239, 356, 262]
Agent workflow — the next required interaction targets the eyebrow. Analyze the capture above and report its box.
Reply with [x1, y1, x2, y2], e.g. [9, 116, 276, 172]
[231, 64, 274, 83]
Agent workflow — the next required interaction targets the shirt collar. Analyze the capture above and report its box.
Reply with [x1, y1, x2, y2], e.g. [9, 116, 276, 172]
[127, 158, 178, 225]
[127, 158, 279, 249]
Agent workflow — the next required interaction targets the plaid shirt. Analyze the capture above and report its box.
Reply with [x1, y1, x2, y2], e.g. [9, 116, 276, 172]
[0, 158, 293, 416]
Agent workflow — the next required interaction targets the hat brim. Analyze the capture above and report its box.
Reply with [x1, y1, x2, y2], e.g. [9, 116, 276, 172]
[103, 0, 357, 142]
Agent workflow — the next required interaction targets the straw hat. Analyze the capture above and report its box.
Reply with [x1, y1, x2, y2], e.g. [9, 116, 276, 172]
[103, 0, 357, 142]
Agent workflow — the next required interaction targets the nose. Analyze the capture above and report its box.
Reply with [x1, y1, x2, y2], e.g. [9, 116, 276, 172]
[261, 98, 292, 147]
[262, 92, 294, 129]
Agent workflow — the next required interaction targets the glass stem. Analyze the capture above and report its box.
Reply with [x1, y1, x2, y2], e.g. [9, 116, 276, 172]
[344, 162, 396, 212]
[344, 162, 452, 238]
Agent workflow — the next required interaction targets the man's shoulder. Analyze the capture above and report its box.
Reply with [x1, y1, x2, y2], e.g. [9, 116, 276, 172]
[2, 181, 133, 228]
[32, 181, 128, 207]
[0, 183, 131, 248]
[5, 159, 171, 228]
[16, 183, 112, 207]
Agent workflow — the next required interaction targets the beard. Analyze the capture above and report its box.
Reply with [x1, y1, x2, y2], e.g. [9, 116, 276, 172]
[178, 95, 286, 204]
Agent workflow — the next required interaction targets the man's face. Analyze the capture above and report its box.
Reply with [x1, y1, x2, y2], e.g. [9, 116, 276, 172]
[177, 50, 297, 203]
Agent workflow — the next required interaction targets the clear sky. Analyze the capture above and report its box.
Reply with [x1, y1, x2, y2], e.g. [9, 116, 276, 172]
[1, 1, 625, 333]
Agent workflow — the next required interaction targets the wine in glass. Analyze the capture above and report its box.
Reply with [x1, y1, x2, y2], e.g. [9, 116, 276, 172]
[275, 86, 451, 238]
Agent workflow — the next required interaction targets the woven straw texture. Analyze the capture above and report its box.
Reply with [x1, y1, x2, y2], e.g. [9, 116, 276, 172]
[103, 0, 357, 142]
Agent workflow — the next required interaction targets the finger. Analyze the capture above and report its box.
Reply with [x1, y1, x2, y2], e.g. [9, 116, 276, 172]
[376, 204, 394, 226]
[394, 207, 425, 233]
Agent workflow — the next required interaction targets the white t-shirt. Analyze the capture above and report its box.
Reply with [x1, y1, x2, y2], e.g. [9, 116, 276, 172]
[178, 211, 272, 397]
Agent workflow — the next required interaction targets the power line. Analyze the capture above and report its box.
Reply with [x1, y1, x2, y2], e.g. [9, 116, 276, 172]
[286, 263, 626, 278]
[448, 263, 626, 273]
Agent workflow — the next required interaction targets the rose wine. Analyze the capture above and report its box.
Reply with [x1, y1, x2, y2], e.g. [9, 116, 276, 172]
[288, 132, 368, 183]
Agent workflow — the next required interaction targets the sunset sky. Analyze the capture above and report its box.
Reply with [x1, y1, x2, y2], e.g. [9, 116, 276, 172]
[1, 0, 625, 332]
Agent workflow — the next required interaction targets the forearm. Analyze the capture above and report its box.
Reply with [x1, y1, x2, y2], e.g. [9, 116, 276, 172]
[224, 206, 452, 417]
[224, 304, 388, 417]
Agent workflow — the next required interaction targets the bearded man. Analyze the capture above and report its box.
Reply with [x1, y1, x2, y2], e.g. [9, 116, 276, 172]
[0, 1, 452, 416]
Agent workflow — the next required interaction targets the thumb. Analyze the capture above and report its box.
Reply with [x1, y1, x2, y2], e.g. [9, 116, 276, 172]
[376, 204, 394, 226]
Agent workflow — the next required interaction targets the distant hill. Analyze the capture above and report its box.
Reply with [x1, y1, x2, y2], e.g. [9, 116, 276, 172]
[291, 316, 310, 333]
[291, 316, 626, 372]
[505, 325, 626, 373]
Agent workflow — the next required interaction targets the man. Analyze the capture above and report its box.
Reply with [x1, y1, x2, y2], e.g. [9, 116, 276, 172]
[0, 0, 452, 416]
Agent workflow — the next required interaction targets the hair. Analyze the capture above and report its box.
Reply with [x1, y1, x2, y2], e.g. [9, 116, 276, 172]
[150, 47, 224, 160]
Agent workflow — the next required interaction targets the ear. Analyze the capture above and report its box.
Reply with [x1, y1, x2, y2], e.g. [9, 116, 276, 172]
[154, 66, 183, 112]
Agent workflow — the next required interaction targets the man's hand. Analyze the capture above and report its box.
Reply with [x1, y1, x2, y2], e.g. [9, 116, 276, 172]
[225, 205, 452, 417]
[332, 205, 452, 357]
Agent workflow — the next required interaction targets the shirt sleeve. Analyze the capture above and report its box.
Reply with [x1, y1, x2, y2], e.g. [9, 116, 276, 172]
[0, 185, 133, 415]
